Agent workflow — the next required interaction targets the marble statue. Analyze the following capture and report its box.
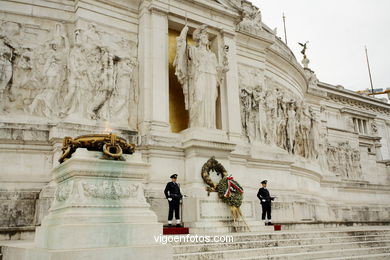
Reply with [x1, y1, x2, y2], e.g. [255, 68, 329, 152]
[264, 87, 277, 144]
[63, 28, 91, 119]
[326, 141, 362, 179]
[275, 89, 288, 149]
[300, 105, 312, 158]
[250, 88, 261, 142]
[240, 87, 252, 139]
[174, 24, 229, 128]
[0, 40, 13, 110]
[109, 56, 138, 127]
[29, 24, 69, 118]
[286, 101, 297, 153]
[308, 107, 319, 159]
[307, 70, 319, 88]
[10, 49, 35, 111]
[240, 86, 262, 143]
[237, 3, 262, 36]
[258, 89, 268, 144]
[91, 48, 115, 120]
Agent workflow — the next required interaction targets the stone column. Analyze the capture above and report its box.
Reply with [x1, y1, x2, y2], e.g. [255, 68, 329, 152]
[138, 3, 170, 136]
[222, 31, 242, 142]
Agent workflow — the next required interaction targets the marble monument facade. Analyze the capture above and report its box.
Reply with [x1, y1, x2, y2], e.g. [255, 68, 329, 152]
[0, 0, 390, 235]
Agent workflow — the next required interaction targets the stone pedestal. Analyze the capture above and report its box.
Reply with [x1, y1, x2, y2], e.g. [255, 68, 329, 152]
[179, 128, 261, 232]
[3, 149, 171, 260]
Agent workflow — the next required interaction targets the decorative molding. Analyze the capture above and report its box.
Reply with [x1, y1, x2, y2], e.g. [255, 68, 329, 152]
[340, 107, 377, 119]
[55, 181, 73, 202]
[325, 92, 390, 116]
[82, 181, 140, 200]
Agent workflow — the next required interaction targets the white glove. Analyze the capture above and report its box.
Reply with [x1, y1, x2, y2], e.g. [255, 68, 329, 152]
[262, 199, 266, 202]
[168, 198, 172, 201]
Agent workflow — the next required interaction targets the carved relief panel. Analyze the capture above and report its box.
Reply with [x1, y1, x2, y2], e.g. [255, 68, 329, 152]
[0, 20, 138, 129]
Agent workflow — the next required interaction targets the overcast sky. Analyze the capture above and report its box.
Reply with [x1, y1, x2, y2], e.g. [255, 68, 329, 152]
[252, 0, 389, 93]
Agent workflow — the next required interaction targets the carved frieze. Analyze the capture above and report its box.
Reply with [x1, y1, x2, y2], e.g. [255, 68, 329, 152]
[0, 20, 139, 128]
[55, 180, 73, 202]
[238, 65, 324, 161]
[326, 141, 362, 179]
[82, 181, 144, 201]
[328, 93, 390, 116]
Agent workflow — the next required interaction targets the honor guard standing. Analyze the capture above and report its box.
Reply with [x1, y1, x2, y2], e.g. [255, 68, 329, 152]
[164, 174, 183, 227]
[257, 180, 275, 225]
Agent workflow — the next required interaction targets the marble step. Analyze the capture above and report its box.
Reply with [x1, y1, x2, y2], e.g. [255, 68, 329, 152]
[173, 234, 390, 254]
[172, 229, 390, 245]
[316, 252, 390, 260]
[238, 246, 390, 260]
[227, 229, 390, 242]
[173, 240, 390, 260]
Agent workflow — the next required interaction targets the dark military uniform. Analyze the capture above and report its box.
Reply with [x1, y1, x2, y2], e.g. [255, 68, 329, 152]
[257, 184, 274, 222]
[164, 179, 182, 222]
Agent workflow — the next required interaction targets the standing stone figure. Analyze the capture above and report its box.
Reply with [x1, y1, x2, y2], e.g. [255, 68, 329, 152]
[0, 40, 13, 110]
[110, 56, 138, 127]
[63, 28, 91, 118]
[250, 88, 261, 142]
[240, 87, 252, 138]
[258, 89, 268, 143]
[286, 101, 296, 153]
[265, 88, 277, 144]
[29, 23, 69, 117]
[174, 24, 228, 128]
[300, 105, 312, 158]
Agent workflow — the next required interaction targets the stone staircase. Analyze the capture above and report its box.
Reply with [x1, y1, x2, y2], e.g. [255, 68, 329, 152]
[172, 227, 390, 259]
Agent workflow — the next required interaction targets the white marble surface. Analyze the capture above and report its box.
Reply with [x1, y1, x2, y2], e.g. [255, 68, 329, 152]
[0, 0, 389, 245]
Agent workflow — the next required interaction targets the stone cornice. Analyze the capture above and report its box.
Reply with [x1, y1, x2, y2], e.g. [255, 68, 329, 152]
[319, 82, 390, 115]
[339, 107, 377, 119]
[171, 0, 240, 19]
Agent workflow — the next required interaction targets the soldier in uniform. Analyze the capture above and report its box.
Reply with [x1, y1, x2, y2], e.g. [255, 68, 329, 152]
[257, 180, 275, 225]
[164, 174, 183, 227]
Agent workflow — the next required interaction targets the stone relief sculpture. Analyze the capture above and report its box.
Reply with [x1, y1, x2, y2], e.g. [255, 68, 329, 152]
[237, 2, 262, 36]
[238, 65, 341, 166]
[306, 69, 319, 89]
[10, 49, 35, 110]
[0, 20, 138, 128]
[110, 56, 138, 127]
[264, 87, 277, 144]
[326, 141, 362, 179]
[275, 89, 288, 150]
[82, 181, 142, 201]
[63, 28, 90, 118]
[238, 67, 266, 143]
[371, 122, 378, 135]
[29, 23, 69, 118]
[0, 40, 12, 110]
[240, 87, 252, 139]
[286, 101, 297, 153]
[174, 24, 229, 129]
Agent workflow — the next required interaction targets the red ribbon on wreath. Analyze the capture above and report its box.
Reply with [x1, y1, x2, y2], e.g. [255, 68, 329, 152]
[224, 176, 243, 198]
